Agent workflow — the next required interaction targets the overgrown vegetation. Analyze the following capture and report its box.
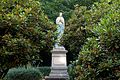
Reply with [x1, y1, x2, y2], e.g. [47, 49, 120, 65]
[4, 68, 43, 80]
[68, 0, 120, 79]
[37, 67, 51, 77]
[0, 0, 120, 80]
[0, 0, 56, 78]
[40, 0, 100, 21]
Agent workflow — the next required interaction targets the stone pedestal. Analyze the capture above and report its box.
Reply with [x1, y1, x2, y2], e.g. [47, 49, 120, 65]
[45, 47, 69, 80]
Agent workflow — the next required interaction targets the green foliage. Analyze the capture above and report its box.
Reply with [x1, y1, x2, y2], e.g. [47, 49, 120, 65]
[4, 67, 43, 80]
[1, 0, 120, 79]
[61, 0, 106, 63]
[37, 67, 50, 77]
[0, 0, 56, 78]
[3, 67, 50, 80]
[40, 0, 99, 21]
[68, 63, 76, 80]
[61, 0, 120, 64]
[40, 0, 72, 21]
[72, 0, 120, 80]
[61, 6, 92, 63]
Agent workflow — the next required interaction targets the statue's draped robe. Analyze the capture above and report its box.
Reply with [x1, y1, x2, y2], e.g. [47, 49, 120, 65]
[55, 16, 65, 47]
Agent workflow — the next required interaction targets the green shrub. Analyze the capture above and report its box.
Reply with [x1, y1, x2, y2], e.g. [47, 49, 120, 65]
[0, 0, 56, 78]
[37, 67, 50, 77]
[68, 63, 76, 80]
[72, 0, 120, 80]
[4, 68, 43, 80]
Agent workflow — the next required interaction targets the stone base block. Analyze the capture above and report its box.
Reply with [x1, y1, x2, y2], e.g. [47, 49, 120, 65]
[45, 77, 68, 80]
[45, 47, 69, 80]
[45, 75, 69, 80]
[45, 67, 69, 80]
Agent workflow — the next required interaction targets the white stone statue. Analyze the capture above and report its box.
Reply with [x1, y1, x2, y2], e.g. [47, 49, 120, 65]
[55, 12, 65, 48]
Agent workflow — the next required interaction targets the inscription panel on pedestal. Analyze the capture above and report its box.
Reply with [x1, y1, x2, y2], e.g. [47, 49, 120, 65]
[53, 57, 66, 65]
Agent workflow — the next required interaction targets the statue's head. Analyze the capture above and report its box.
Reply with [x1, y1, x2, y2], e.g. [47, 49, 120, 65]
[59, 12, 62, 17]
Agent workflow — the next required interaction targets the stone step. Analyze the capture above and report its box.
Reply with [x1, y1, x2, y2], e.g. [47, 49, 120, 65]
[49, 74, 69, 77]
[45, 76, 69, 80]
[51, 67, 67, 70]
[50, 71, 68, 74]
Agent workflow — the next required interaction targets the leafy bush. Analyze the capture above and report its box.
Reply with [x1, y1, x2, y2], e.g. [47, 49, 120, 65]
[4, 68, 43, 80]
[37, 67, 50, 77]
[75, 37, 120, 80]
[68, 63, 76, 80]
[0, 0, 56, 78]
[73, 0, 120, 80]
[61, 0, 119, 64]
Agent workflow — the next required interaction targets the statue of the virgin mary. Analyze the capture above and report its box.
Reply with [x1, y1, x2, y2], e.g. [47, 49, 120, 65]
[55, 12, 65, 48]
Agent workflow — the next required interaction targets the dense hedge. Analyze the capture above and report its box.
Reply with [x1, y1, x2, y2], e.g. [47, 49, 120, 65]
[4, 68, 43, 80]
[37, 67, 51, 77]
[4, 67, 76, 80]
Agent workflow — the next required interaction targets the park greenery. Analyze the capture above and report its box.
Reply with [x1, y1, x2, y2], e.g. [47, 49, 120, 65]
[4, 67, 43, 80]
[0, 0, 120, 80]
[40, 0, 100, 21]
[0, 0, 56, 78]
[67, 0, 120, 79]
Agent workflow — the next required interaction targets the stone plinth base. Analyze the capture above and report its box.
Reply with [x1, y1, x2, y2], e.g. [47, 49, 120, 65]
[45, 67, 69, 80]
[45, 47, 69, 80]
